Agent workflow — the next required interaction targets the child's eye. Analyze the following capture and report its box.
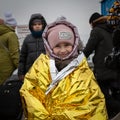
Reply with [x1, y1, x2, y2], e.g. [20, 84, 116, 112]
[65, 44, 72, 47]
[65, 44, 69, 47]
[55, 45, 60, 48]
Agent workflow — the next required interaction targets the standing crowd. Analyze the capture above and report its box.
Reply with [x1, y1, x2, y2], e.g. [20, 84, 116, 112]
[0, 11, 120, 120]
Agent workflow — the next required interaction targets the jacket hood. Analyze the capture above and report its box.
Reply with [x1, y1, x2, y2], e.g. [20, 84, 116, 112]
[92, 16, 113, 33]
[92, 16, 107, 27]
[42, 16, 83, 60]
[0, 24, 15, 35]
[29, 13, 47, 32]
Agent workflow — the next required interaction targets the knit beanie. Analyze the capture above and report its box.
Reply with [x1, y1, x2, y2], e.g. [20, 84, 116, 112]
[47, 24, 75, 49]
[32, 19, 42, 24]
[4, 12, 17, 26]
[89, 12, 102, 24]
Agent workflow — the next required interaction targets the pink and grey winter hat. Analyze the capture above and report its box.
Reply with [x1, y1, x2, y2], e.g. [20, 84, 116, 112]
[43, 16, 83, 60]
[47, 24, 75, 49]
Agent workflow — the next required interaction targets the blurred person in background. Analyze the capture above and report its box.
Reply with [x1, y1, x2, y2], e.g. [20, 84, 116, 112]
[0, 12, 19, 84]
[18, 13, 47, 81]
[83, 12, 120, 119]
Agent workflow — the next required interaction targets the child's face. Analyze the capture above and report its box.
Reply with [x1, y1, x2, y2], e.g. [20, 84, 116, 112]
[32, 22, 43, 31]
[53, 42, 73, 59]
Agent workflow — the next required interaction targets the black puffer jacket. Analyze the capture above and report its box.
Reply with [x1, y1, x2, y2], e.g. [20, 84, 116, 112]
[18, 13, 47, 76]
[83, 16, 117, 81]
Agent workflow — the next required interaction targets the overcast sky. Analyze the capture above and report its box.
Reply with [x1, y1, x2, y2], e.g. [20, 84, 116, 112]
[0, 0, 101, 45]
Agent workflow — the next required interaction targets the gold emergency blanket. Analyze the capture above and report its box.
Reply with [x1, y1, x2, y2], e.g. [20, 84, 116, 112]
[20, 54, 108, 120]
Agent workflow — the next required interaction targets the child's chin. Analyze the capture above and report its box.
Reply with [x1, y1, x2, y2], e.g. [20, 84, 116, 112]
[59, 56, 67, 59]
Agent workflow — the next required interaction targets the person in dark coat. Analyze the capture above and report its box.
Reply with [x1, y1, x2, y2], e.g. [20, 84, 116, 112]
[83, 12, 120, 119]
[18, 13, 47, 81]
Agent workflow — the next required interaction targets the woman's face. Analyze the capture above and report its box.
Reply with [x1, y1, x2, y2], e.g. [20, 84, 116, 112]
[53, 42, 73, 59]
[32, 22, 43, 31]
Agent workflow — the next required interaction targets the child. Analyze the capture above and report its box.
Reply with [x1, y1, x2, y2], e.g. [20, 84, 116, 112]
[18, 13, 47, 81]
[20, 17, 108, 120]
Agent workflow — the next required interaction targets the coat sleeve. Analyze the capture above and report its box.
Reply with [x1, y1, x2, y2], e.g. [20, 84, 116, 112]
[18, 37, 28, 75]
[8, 32, 19, 68]
[83, 28, 103, 58]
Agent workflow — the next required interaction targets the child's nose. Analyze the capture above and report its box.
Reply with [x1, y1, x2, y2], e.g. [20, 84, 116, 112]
[60, 47, 66, 52]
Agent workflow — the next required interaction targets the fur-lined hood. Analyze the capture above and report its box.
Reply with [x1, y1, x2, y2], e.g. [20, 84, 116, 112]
[92, 16, 108, 27]
[42, 16, 84, 60]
